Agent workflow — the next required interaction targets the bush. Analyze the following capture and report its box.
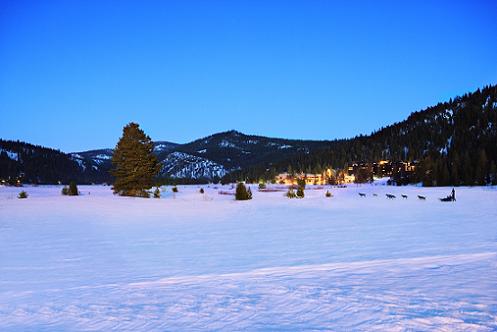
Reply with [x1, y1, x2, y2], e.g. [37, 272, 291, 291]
[297, 178, 306, 189]
[62, 181, 79, 196]
[68, 181, 79, 196]
[18, 191, 28, 199]
[235, 182, 252, 200]
[286, 188, 296, 198]
[153, 187, 161, 198]
[296, 186, 305, 198]
[199, 188, 204, 194]
[120, 189, 150, 198]
[172, 186, 179, 193]
[258, 181, 266, 190]
[325, 190, 332, 197]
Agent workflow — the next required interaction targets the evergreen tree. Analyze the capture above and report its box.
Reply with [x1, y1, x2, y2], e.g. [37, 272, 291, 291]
[475, 149, 488, 185]
[235, 182, 252, 200]
[489, 162, 497, 185]
[111, 123, 160, 197]
[68, 181, 79, 196]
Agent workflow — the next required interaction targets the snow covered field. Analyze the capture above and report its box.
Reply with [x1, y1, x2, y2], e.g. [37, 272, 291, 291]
[1, 184, 496, 331]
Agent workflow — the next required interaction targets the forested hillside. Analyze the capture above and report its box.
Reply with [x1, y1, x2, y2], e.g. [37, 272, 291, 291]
[226, 85, 497, 186]
[0, 140, 105, 184]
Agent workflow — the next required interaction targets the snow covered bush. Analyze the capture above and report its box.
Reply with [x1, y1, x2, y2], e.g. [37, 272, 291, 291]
[18, 191, 28, 199]
[235, 183, 252, 200]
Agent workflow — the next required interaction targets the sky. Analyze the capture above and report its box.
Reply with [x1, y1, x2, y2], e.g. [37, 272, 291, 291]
[1, 1, 497, 152]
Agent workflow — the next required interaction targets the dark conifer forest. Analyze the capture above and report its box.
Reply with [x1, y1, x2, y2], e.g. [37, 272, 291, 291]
[224, 85, 497, 186]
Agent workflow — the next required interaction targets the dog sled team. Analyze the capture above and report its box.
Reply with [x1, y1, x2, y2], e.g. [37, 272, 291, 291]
[358, 188, 456, 202]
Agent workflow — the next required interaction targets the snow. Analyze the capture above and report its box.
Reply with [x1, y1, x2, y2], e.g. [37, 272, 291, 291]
[70, 156, 86, 170]
[161, 151, 227, 179]
[1, 184, 496, 331]
[219, 140, 236, 148]
[94, 154, 111, 160]
[0, 149, 19, 161]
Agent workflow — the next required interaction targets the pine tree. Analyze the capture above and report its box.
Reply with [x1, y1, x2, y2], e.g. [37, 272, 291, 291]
[462, 152, 472, 185]
[475, 149, 488, 185]
[111, 123, 160, 197]
[235, 182, 252, 200]
[489, 162, 497, 185]
[69, 181, 79, 196]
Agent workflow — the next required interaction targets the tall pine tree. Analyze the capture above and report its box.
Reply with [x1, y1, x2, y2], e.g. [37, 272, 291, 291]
[111, 123, 160, 197]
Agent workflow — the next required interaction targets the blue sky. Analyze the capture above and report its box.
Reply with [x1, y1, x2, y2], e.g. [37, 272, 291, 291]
[1, 0, 496, 152]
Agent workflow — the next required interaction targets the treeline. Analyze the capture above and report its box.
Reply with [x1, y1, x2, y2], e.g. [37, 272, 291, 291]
[224, 85, 497, 186]
[0, 139, 111, 184]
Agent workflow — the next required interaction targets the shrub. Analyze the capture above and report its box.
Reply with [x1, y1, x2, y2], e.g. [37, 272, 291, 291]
[68, 181, 79, 196]
[258, 181, 266, 190]
[286, 188, 296, 198]
[296, 186, 305, 198]
[172, 186, 179, 193]
[199, 188, 205, 194]
[62, 181, 79, 196]
[325, 190, 332, 197]
[153, 187, 161, 198]
[61, 186, 69, 195]
[235, 182, 252, 200]
[297, 178, 306, 189]
[18, 191, 28, 199]
[120, 189, 150, 198]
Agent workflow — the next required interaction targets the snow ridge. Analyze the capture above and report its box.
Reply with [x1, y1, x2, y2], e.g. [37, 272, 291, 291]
[161, 151, 227, 179]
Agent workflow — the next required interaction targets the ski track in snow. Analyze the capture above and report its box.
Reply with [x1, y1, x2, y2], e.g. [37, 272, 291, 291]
[0, 184, 497, 331]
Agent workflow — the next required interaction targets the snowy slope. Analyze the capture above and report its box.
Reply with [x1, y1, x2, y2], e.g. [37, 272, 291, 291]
[160, 151, 227, 179]
[0, 184, 496, 330]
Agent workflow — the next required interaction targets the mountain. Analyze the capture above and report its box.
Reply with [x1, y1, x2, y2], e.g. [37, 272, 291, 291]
[173, 130, 329, 171]
[1, 84, 496, 186]
[65, 133, 330, 183]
